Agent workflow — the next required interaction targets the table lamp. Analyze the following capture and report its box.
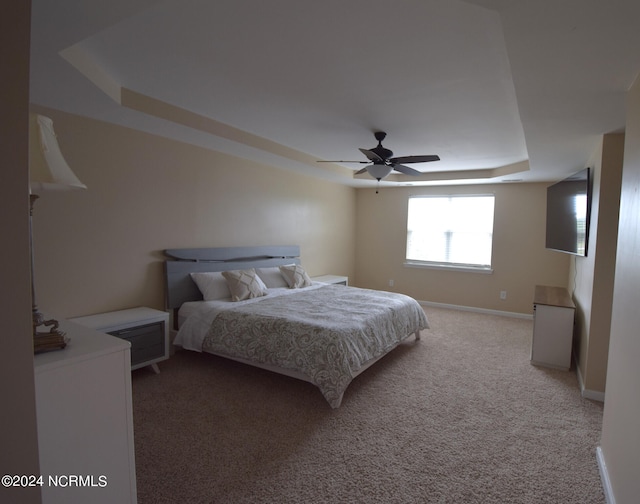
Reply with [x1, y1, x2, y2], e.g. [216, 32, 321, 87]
[29, 113, 86, 352]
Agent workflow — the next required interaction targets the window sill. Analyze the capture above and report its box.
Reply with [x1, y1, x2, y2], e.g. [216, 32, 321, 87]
[403, 261, 493, 274]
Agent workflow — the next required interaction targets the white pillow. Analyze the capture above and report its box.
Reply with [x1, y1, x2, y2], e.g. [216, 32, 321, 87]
[222, 269, 268, 301]
[256, 267, 289, 288]
[190, 272, 231, 301]
[279, 264, 312, 288]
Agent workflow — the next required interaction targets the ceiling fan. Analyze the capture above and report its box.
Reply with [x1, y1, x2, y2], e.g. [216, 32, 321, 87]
[318, 131, 440, 181]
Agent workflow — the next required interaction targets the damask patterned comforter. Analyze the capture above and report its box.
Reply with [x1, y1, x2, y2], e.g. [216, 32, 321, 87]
[176, 284, 429, 408]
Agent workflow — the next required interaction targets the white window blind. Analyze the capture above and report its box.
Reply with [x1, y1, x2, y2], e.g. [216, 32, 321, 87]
[406, 195, 495, 270]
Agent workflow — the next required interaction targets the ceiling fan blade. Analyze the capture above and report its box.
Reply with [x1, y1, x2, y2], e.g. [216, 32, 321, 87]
[390, 154, 440, 164]
[317, 160, 369, 164]
[392, 164, 423, 176]
[359, 148, 384, 163]
[355, 167, 369, 175]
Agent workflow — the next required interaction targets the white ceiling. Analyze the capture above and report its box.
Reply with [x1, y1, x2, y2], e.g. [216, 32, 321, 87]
[30, 0, 640, 188]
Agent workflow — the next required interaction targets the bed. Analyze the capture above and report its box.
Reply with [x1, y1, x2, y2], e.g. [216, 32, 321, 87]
[165, 246, 429, 408]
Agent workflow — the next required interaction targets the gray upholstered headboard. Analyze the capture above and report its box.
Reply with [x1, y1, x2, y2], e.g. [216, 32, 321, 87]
[164, 245, 301, 311]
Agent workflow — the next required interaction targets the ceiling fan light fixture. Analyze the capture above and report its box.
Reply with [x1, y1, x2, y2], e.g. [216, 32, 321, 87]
[367, 164, 392, 180]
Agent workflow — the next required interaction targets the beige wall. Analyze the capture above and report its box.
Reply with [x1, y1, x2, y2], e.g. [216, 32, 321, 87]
[600, 74, 640, 504]
[0, 1, 42, 502]
[30, 107, 356, 319]
[354, 182, 570, 314]
[572, 133, 624, 398]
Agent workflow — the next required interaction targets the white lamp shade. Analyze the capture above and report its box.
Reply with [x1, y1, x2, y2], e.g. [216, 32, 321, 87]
[366, 164, 392, 180]
[29, 114, 86, 193]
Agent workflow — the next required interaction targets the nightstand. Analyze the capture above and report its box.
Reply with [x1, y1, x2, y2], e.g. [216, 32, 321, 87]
[71, 307, 169, 373]
[312, 275, 349, 286]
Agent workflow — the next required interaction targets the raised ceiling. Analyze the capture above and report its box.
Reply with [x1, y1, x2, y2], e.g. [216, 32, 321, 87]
[30, 0, 640, 188]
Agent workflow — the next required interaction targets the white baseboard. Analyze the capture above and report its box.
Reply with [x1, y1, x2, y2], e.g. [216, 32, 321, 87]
[581, 387, 605, 402]
[419, 300, 533, 320]
[575, 359, 606, 402]
[596, 446, 616, 504]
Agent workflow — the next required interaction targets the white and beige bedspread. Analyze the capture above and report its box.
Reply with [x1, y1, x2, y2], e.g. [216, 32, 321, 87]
[176, 284, 429, 407]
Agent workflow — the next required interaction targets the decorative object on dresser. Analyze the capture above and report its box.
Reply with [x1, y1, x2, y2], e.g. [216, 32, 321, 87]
[29, 113, 87, 353]
[531, 285, 576, 370]
[70, 307, 169, 373]
[34, 318, 137, 503]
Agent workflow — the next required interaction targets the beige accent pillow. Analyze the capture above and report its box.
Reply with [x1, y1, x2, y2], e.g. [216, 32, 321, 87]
[222, 269, 267, 301]
[279, 264, 312, 288]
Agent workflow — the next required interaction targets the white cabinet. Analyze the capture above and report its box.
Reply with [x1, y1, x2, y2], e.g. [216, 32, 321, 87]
[71, 307, 169, 373]
[531, 285, 575, 370]
[34, 319, 137, 504]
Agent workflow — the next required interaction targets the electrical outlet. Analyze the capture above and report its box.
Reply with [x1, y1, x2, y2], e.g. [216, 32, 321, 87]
[388, 279, 394, 287]
[500, 290, 507, 300]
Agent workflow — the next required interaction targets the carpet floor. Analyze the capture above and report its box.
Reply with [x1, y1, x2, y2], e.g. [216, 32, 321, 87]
[132, 306, 605, 504]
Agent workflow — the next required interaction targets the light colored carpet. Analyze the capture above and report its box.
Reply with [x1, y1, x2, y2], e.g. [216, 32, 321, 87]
[132, 306, 605, 504]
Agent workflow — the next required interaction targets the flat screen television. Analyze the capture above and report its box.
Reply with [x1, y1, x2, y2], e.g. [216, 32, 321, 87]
[545, 167, 592, 256]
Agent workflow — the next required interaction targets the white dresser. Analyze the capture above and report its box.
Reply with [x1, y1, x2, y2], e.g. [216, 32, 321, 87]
[34, 318, 137, 504]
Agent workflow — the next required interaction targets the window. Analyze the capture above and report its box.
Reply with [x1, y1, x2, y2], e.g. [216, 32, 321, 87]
[405, 194, 495, 271]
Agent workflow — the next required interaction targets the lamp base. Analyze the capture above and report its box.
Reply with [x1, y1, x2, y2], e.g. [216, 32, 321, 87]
[33, 311, 68, 353]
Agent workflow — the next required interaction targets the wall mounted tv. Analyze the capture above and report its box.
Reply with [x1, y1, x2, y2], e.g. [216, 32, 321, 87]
[545, 167, 592, 256]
